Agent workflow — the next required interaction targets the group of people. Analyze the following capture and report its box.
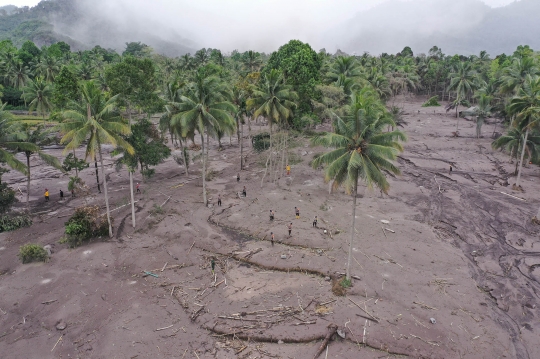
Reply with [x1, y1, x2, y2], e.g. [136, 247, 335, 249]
[268, 207, 318, 245]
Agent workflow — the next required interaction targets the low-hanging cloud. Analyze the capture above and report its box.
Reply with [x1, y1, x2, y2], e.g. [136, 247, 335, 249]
[44, 0, 521, 55]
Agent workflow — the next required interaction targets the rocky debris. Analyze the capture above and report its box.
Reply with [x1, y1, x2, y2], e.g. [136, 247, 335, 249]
[430, 318, 436, 324]
[56, 321, 67, 330]
[43, 245, 52, 256]
[337, 329, 346, 339]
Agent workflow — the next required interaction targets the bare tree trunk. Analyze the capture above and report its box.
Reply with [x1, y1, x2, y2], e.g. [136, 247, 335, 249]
[26, 153, 30, 209]
[94, 159, 101, 193]
[73, 149, 78, 178]
[98, 141, 113, 238]
[179, 138, 189, 176]
[515, 127, 529, 188]
[346, 179, 358, 281]
[201, 133, 207, 205]
[128, 105, 136, 229]
[240, 119, 244, 170]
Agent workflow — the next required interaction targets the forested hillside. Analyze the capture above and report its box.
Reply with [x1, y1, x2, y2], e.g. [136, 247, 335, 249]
[0, 0, 194, 56]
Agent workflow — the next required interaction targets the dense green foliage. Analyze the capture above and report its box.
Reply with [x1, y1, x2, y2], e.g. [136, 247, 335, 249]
[18, 243, 47, 263]
[264, 40, 321, 122]
[0, 214, 32, 232]
[116, 118, 171, 178]
[64, 206, 109, 247]
[422, 96, 441, 107]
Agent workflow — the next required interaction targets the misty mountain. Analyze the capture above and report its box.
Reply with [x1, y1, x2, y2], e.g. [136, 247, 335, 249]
[0, 0, 195, 56]
[335, 0, 540, 56]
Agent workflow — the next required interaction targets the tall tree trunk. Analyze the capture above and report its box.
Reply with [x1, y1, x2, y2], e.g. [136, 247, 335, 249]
[515, 127, 529, 188]
[73, 149, 78, 178]
[94, 159, 101, 193]
[179, 138, 189, 176]
[128, 104, 136, 229]
[98, 141, 113, 238]
[26, 153, 30, 209]
[346, 179, 358, 281]
[200, 133, 207, 205]
[240, 119, 244, 170]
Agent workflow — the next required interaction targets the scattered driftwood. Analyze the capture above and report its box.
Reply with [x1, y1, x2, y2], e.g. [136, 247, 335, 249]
[500, 192, 526, 201]
[203, 325, 326, 344]
[155, 325, 173, 331]
[191, 306, 205, 321]
[41, 300, 57, 305]
[313, 324, 338, 359]
[347, 297, 379, 323]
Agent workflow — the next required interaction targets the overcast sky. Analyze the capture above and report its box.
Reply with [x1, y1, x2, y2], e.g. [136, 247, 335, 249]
[0, 0, 522, 53]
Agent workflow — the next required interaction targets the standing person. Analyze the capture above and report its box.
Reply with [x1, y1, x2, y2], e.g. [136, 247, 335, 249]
[211, 258, 215, 275]
[295, 206, 300, 219]
[237, 173, 240, 182]
[269, 210, 274, 221]
[242, 186, 246, 197]
[271, 232, 274, 246]
[136, 182, 141, 193]
[59, 189, 64, 199]
[71, 188, 75, 197]
[449, 165, 453, 174]
[288, 222, 292, 237]
[313, 216, 318, 228]
[286, 164, 291, 176]
[44, 189, 49, 202]
[217, 194, 222, 207]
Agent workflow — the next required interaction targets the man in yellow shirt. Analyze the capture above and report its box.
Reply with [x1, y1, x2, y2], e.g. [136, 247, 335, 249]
[286, 164, 291, 176]
[44, 189, 49, 202]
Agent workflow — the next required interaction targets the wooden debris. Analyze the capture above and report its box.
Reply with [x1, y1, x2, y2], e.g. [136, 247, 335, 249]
[347, 297, 379, 323]
[155, 325, 173, 331]
[51, 335, 63, 352]
[161, 262, 168, 272]
[41, 300, 57, 305]
[313, 324, 338, 359]
[500, 192, 526, 201]
[188, 242, 195, 254]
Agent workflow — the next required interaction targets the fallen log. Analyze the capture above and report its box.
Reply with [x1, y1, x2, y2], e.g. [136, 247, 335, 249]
[314, 324, 338, 359]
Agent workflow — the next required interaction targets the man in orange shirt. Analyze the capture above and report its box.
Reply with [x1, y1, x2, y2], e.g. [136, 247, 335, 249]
[44, 189, 49, 202]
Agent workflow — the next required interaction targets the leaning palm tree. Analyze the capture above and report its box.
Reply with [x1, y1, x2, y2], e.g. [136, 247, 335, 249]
[492, 126, 540, 175]
[171, 72, 235, 205]
[311, 88, 406, 281]
[327, 56, 360, 83]
[507, 75, 540, 188]
[14, 124, 62, 208]
[59, 81, 134, 237]
[22, 77, 53, 119]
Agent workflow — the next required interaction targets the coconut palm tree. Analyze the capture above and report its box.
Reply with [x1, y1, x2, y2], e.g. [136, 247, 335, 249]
[492, 126, 540, 175]
[327, 56, 360, 83]
[500, 57, 539, 95]
[248, 69, 298, 185]
[448, 62, 476, 120]
[462, 95, 492, 138]
[508, 75, 540, 188]
[0, 102, 30, 174]
[33, 55, 61, 82]
[22, 77, 53, 119]
[59, 81, 134, 237]
[311, 87, 406, 281]
[242, 51, 262, 73]
[171, 71, 235, 205]
[7, 62, 31, 90]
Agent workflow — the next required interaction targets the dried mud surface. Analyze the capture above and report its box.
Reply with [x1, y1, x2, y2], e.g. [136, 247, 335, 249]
[0, 96, 539, 359]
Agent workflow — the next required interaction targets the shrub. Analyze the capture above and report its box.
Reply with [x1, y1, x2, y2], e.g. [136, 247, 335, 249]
[422, 96, 441, 107]
[0, 215, 32, 232]
[0, 168, 16, 214]
[18, 244, 48, 263]
[64, 206, 109, 247]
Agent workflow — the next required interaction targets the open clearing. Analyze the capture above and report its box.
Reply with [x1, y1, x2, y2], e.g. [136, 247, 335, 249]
[0, 96, 539, 359]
